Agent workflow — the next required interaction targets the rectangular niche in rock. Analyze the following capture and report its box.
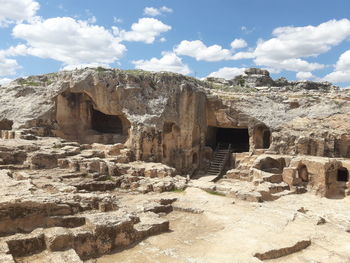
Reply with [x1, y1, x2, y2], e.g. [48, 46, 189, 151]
[206, 126, 250, 153]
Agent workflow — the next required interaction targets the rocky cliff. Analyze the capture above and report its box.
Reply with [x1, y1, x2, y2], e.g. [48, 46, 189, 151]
[1, 68, 350, 173]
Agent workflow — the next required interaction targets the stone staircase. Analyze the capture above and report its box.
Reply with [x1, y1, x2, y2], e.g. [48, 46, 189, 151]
[226, 153, 259, 181]
[206, 143, 232, 181]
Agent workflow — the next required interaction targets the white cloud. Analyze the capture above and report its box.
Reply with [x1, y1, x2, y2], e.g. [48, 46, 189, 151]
[0, 55, 19, 76]
[144, 7, 161, 16]
[0, 78, 12, 85]
[241, 26, 255, 34]
[113, 17, 123, 24]
[207, 67, 246, 80]
[160, 37, 166, 42]
[230, 38, 247, 50]
[0, 0, 39, 27]
[174, 40, 232, 62]
[132, 52, 191, 75]
[334, 50, 350, 72]
[87, 16, 96, 24]
[255, 57, 324, 72]
[3, 44, 28, 56]
[232, 51, 255, 60]
[160, 6, 173, 13]
[0, 45, 26, 76]
[253, 19, 350, 72]
[12, 17, 126, 68]
[144, 6, 173, 17]
[296, 71, 314, 80]
[324, 50, 350, 82]
[116, 18, 171, 44]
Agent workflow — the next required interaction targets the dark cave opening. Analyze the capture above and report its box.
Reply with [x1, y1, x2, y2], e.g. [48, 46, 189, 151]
[337, 167, 349, 182]
[206, 127, 249, 152]
[91, 108, 123, 134]
[263, 130, 271, 149]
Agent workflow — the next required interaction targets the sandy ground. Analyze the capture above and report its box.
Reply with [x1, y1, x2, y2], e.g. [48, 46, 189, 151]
[98, 187, 350, 263]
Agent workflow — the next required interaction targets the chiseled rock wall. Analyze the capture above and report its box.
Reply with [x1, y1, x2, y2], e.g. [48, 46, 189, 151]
[1, 68, 350, 173]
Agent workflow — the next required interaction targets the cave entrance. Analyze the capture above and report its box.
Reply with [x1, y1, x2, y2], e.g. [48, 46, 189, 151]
[337, 168, 349, 182]
[254, 125, 271, 149]
[206, 127, 249, 152]
[326, 166, 349, 199]
[297, 164, 309, 182]
[263, 130, 271, 149]
[91, 108, 123, 134]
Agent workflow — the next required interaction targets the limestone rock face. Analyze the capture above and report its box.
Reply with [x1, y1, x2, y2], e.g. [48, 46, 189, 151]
[0, 67, 350, 174]
[240, 67, 275, 88]
[1, 67, 350, 263]
[244, 68, 270, 76]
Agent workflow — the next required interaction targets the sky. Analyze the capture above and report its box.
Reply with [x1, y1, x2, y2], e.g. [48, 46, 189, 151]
[0, 0, 350, 87]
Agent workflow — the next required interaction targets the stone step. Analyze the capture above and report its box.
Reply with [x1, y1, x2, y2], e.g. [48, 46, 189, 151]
[6, 209, 171, 260]
[212, 160, 225, 163]
[208, 170, 220, 173]
[208, 167, 221, 170]
[210, 163, 223, 166]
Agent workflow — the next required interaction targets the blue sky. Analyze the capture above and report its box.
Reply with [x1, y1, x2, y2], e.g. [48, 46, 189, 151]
[1, 0, 350, 87]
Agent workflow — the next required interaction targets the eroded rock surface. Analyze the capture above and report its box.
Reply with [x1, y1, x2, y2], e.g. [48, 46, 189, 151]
[0, 68, 350, 262]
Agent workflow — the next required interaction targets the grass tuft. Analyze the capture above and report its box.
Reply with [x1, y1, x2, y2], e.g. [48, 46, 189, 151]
[205, 190, 226, 196]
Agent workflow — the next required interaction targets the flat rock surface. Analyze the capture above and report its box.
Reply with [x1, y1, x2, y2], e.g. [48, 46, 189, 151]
[98, 187, 350, 263]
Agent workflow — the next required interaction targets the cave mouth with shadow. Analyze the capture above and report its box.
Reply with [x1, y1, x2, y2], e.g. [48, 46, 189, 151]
[206, 127, 250, 152]
[91, 108, 123, 134]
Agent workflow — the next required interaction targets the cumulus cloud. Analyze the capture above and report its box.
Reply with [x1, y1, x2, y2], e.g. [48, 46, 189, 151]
[132, 52, 191, 74]
[12, 17, 126, 68]
[253, 19, 350, 72]
[324, 50, 350, 83]
[0, 0, 39, 27]
[232, 51, 255, 60]
[115, 18, 171, 44]
[296, 71, 315, 80]
[174, 40, 232, 62]
[2, 44, 29, 57]
[207, 67, 246, 80]
[255, 57, 324, 72]
[144, 6, 173, 16]
[230, 38, 247, 50]
[173, 19, 350, 73]
[0, 55, 19, 76]
[0, 78, 12, 85]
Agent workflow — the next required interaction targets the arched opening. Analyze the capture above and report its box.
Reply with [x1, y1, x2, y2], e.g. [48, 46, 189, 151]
[297, 164, 309, 182]
[91, 108, 123, 134]
[263, 130, 271, 149]
[162, 122, 181, 167]
[254, 125, 271, 150]
[337, 167, 349, 182]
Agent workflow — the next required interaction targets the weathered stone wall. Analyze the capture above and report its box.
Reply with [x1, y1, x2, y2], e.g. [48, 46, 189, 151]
[1, 68, 350, 173]
[53, 70, 209, 174]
